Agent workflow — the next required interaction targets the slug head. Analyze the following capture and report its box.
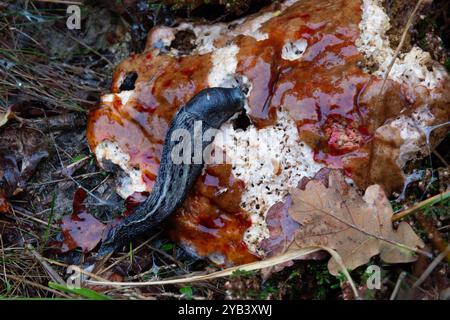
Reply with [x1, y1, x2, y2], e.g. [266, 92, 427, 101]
[185, 87, 246, 128]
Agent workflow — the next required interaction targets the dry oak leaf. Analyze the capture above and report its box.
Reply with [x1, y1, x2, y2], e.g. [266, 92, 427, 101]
[289, 170, 424, 275]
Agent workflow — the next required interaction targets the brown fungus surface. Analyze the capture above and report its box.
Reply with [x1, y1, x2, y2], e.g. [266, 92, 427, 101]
[87, 0, 450, 265]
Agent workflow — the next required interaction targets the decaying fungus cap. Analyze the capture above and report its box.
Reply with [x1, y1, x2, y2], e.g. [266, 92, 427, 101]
[87, 0, 450, 265]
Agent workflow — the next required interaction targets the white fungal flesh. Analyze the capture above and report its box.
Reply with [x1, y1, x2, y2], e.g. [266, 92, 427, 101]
[357, 0, 448, 89]
[282, 39, 308, 61]
[213, 110, 323, 254]
[236, 12, 275, 42]
[208, 45, 240, 88]
[202, 24, 323, 253]
[95, 140, 147, 199]
[101, 90, 134, 105]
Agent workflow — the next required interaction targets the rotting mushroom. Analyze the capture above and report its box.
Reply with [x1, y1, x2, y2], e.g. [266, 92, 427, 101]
[87, 0, 450, 265]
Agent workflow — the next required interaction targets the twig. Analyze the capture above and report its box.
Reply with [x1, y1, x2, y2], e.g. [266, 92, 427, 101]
[30, 171, 105, 187]
[88, 245, 360, 299]
[95, 232, 162, 275]
[67, 265, 121, 289]
[86, 247, 322, 287]
[416, 213, 450, 263]
[318, 246, 360, 299]
[6, 274, 71, 298]
[146, 244, 185, 269]
[433, 150, 449, 168]
[48, 128, 113, 206]
[0, 236, 8, 288]
[26, 244, 66, 285]
[12, 207, 58, 229]
[147, 292, 206, 300]
[413, 245, 450, 289]
[392, 190, 450, 222]
[67, 34, 114, 68]
[378, 0, 424, 96]
[390, 271, 407, 300]
[128, 263, 177, 281]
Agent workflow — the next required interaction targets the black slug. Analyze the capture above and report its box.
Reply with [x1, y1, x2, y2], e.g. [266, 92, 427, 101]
[98, 87, 245, 256]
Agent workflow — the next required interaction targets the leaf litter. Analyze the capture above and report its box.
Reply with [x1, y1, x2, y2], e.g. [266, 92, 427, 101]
[288, 170, 425, 275]
[58, 188, 106, 253]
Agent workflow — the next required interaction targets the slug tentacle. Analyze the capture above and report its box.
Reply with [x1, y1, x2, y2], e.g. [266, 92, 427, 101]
[98, 87, 245, 257]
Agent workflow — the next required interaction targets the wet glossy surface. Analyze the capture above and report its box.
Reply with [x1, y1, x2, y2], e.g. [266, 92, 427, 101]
[169, 165, 258, 265]
[87, 0, 439, 264]
[60, 189, 106, 253]
[236, 0, 376, 173]
[87, 54, 212, 189]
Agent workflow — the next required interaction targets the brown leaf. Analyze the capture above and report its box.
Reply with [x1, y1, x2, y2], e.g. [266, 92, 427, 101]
[260, 169, 335, 277]
[262, 169, 334, 258]
[260, 197, 298, 275]
[60, 189, 106, 253]
[0, 126, 50, 196]
[261, 197, 299, 257]
[260, 196, 326, 278]
[60, 213, 106, 253]
[261, 168, 331, 260]
[289, 170, 424, 275]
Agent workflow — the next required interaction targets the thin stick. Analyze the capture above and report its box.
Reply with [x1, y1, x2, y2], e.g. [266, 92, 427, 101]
[319, 246, 360, 299]
[67, 265, 121, 288]
[12, 207, 58, 229]
[48, 129, 112, 206]
[392, 190, 450, 222]
[86, 247, 322, 287]
[26, 244, 65, 285]
[413, 245, 450, 289]
[378, 0, 424, 96]
[390, 271, 407, 300]
[95, 231, 163, 275]
[433, 150, 449, 168]
[87, 245, 360, 299]
[6, 274, 71, 298]
[0, 237, 8, 287]
[67, 34, 114, 68]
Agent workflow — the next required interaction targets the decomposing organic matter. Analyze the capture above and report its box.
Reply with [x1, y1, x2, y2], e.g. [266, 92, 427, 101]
[98, 87, 245, 256]
[87, 0, 449, 265]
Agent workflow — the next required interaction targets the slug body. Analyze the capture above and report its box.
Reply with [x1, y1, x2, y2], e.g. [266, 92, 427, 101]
[98, 87, 245, 256]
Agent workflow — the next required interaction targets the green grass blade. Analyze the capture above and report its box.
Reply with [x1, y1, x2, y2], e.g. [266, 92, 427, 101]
[48, 282, 111, 300]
